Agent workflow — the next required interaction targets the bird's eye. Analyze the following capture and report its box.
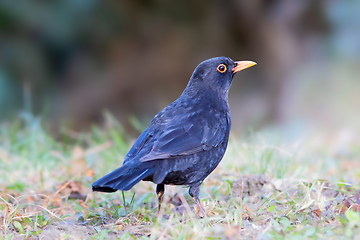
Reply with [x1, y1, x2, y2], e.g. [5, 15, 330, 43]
[217, 64, 226, 73]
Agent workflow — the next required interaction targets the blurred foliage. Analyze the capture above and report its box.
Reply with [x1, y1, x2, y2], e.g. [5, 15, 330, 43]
[0, 0, 359, 133]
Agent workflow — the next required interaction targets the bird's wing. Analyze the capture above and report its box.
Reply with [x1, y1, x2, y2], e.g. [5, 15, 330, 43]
[138, 111, 229, 162]
[123, 129, 152, 164]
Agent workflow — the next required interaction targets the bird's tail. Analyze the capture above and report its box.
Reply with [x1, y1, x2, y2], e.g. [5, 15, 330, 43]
[92, 164, 155, 192]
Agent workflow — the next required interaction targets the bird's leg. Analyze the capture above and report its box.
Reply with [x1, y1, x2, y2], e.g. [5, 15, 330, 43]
[156, 184, 165, 218]
[189, 184, 207, 218]
[192, 197, 207, 218]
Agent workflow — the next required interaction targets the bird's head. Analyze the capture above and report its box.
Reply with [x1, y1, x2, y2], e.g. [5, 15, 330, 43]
[184, 56, 256, 99]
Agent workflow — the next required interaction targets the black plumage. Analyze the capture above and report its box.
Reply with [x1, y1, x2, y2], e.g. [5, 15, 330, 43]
[92, 56, 256, 216]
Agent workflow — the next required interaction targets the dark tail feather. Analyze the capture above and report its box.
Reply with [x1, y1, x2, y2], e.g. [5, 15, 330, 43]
[92, 165, 155, 192]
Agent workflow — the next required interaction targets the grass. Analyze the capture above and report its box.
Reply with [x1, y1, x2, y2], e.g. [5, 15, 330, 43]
[0, 112, 360, 239]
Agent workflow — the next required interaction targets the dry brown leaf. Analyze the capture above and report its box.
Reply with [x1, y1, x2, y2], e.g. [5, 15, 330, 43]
[52, 196, 62, 207]
[312, 207, 322, 217]
[351, 204, 360, 212]
[339, 205, 348, 214]
[27, 195, 35, 203]
[242, 212, 251, 220]
[54, 181, 86, 202]
[85, 167, 95, 177]
[343, 199, 351, 208]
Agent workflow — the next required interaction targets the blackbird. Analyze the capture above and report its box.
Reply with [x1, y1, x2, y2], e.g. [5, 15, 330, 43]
[92, 57, 256, 216]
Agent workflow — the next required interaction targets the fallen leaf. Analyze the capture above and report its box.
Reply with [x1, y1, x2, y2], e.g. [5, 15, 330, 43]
[339, 205, 348, 214]
[343, 199, 351, 208]
[312, 207, 322, 218]
[351, 204, 360, 212]
[85, 168, 95, 177]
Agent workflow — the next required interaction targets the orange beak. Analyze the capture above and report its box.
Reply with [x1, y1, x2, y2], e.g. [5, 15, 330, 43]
[232, 61, 257, 74]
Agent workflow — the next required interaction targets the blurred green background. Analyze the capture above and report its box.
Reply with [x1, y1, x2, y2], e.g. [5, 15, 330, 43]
[0, 0, 359, 134]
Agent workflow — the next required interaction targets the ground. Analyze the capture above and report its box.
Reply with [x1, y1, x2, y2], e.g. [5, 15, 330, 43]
[0, 115, 360, 239]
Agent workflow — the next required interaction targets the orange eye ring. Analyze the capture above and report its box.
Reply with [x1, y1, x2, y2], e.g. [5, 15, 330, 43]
[217, 64, 226, 73]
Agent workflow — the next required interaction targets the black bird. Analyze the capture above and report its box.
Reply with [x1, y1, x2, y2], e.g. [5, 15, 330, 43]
[92, 57, 256, 216]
